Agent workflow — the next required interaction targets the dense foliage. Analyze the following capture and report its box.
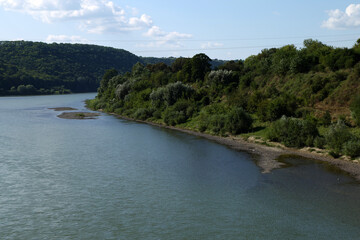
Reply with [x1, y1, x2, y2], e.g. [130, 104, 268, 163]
[268, 116, 318, 148]
[89, 39, 360, 158]
[325, 120, 360, 157]
[0, 41, 177, 95]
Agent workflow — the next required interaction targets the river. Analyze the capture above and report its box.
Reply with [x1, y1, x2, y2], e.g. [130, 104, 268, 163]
[0, 93, 360, 239]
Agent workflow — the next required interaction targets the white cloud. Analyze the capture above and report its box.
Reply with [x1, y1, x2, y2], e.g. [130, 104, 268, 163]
[126, 5, 139, 16]
[0, 0, 152, 33]
[129, 14, 152, 29]
[46, 34, 88, 43]
[201, 42, 223, 49]
[142, 26, 192, 48]
[322, 3, 360, 29]
[0, 0, 192, 47]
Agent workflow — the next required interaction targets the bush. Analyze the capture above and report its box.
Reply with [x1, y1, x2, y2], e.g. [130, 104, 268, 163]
[150, 87, 167, 107]
[196, 106, 252, 135]
[268, 116, 319, 148]
[325, 120, 352, 155]
[150, 82, 194, 107]
[152, 110, 162, 119]
[225, 107, 253, 134]
[314, 136, 326, 149]
[115, 81, 131, 100]
[257, 94, 298, 121]
[207, 69, 234, 86]
[25, 84, 37, 94]
[133, 108, 152, 120]
[165, 81, 194, 105]
[163, 108, 186, 126]
[342, 140, 360, 158]
[85, 99, 97, 110]
[208, 114, 227, 135]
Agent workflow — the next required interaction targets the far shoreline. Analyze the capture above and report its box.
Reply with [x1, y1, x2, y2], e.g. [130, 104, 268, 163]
[99, 110, 360, 181]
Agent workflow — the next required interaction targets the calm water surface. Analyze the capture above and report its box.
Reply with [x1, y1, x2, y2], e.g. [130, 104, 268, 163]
[1, 93, 360, 239]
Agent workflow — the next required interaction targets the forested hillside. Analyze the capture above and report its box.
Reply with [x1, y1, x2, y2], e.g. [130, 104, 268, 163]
[88, 39, 360, 158]
[0, 41, 175, 95]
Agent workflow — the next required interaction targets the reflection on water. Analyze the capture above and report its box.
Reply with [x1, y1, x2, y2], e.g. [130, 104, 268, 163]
[0, 93, 360, 239]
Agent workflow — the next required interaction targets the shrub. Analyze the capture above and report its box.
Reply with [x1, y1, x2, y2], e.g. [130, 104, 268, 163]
[115, 81, 131, 100]
[207, 69, 234, 86]
[150, 82, 194, 107]
[225, 107, 253, 134]
[342, 140, 360, 158]
[197, 107, 252, 135]
[268, 116, 319, 148]
[152, 110, 162, 119]
[91, 99, 107, 110]
[325, 120, 352, 155]
[150, 87, 167, 107]
[314, 136, 326, 149]
[199, 124, 207, 132]
[85, 99, 97, 110]
[208, 114, 227, 135]
[164, 109, 186, 126]
[165, 81, 194, 105]
[133, 108, 152, 120]
[257, 94, 298, 121]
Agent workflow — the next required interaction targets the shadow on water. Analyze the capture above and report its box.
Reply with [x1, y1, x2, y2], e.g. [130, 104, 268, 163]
[276, 154, 358, 184]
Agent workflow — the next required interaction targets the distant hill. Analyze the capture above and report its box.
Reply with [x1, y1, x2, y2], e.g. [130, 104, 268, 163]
[140, 56, 228, 69]
[0, 41, 143, 94]
[0, 41, 228, 95]
[141, 56, 177, 66]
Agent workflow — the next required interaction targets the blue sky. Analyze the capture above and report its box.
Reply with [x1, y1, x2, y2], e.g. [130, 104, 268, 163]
[0, 0, 359, 60]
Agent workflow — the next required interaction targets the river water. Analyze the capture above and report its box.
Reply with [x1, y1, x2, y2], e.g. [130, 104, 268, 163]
[1, 93, 360, 239]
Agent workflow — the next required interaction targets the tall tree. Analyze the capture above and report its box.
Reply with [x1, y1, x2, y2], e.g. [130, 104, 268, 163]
[191, 53, 211, 81]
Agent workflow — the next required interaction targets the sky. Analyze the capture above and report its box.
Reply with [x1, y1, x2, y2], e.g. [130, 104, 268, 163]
[0, 0, 359, 60]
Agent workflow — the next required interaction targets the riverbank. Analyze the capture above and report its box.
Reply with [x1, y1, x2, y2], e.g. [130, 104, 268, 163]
[103, 111, 360, 181]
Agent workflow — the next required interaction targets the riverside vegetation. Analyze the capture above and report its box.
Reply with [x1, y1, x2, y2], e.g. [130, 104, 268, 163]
[87, 39, 360, 159]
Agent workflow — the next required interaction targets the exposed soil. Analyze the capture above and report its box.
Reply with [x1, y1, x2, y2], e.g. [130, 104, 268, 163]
[57, 112, 100, 119]
[49, 107, 77, 111]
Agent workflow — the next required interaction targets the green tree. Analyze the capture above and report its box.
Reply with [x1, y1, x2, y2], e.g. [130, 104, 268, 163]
[191, 53, 211, 81]
[99, 68, 118, 94]
[325, 120, 352, 155]
[171, 57, 190, 72]
[271, 44, 297, 75]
